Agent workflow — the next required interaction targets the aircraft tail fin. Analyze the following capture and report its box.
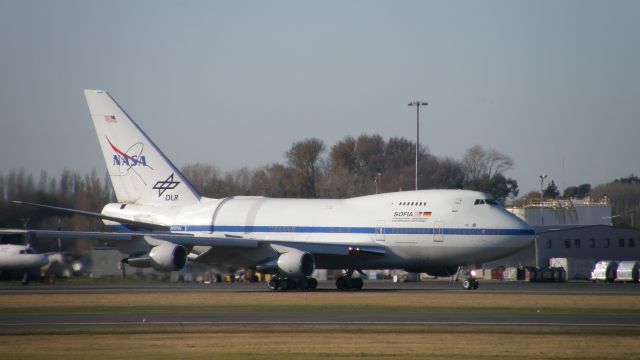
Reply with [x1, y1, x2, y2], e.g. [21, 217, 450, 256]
[83, 90, 201, 205]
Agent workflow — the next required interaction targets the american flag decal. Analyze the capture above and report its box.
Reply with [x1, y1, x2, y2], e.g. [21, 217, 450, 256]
[104, 115, 117, 123]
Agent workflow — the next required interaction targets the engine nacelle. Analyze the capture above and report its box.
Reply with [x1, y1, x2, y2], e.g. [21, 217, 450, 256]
[149, 243, 187, 271]
[276, 251, 315, 278]
[126, 243, 187, 272]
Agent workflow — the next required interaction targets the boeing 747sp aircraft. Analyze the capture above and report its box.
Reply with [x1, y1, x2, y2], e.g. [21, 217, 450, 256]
[8, 90, 534, 290]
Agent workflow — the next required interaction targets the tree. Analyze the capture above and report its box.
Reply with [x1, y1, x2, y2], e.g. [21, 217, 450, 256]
[286, 138, 325, 198]
[329, 136, 358, 174]
[463, 174, 519, 202]
[577, 184, 591, 197]
[564, 183, 591, 198]
[543, 180, 560, 198]
[251, 164, 303, 198]
[591, 180, 640, 229]
[461, 145, 518, 201]
[614, 174, 640, 184]
[563, 186, 578, 198]
[461, 145, 514, 182]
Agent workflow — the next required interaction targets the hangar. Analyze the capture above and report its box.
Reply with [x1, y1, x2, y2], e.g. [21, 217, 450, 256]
[490, 197, 640, 268]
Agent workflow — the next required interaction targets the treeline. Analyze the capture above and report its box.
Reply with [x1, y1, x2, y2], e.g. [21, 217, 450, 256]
[182, 135, 519, 201]
[591, 175, 640, 229]
[0, 169, 113, 231]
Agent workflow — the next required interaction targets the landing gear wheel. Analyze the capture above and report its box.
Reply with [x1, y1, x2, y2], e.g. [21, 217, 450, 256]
[280, 278, 296, 290]
[21, 273, 29, 285]
[471, 279, 479, 290]
[462, 278, 472, 290]
[299, 278, 309, 291]
[308, 277, 318, 290]
[268, 278, 279, 290]
[353, 278, 363, 290]
[335, 274, 364, 291]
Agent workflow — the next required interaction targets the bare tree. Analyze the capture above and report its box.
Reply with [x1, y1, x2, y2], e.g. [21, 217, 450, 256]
[462, 145, 513, 181]
[286, 138, 325, 198]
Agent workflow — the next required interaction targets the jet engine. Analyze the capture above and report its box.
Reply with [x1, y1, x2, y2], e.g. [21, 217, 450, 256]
[124, 243, 187, 272]
[276, 251, 315, 278]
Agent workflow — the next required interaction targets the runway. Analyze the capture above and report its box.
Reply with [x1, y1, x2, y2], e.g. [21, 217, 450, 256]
[2, 310, 639, 328]
[1, 280, 639, 328]
[1, 279, 639, 295]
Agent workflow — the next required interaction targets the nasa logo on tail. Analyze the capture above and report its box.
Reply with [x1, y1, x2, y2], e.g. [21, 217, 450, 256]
[107, 137, 153, 168]
[153, 173, 181, 201]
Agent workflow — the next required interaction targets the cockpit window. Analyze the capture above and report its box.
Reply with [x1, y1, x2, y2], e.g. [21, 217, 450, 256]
[474, 199, 485, 205]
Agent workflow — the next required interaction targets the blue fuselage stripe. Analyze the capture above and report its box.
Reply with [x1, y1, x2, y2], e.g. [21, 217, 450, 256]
[107, 224, 534, 236]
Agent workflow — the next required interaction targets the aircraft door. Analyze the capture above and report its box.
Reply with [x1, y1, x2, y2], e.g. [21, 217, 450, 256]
[433, 221, 444, 243]
[375, 220, 385, 242]
[452, 198, 462, 212]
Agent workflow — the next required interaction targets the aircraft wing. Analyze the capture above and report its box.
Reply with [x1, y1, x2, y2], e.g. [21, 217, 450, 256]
[0, 229, 386, 257]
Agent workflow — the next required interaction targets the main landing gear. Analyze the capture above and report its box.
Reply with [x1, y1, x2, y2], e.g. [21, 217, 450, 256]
[335, 269, 364, 291]
[462, 278, 479, 290]
[459, 268, 479, 290]
[268, 275, 318, 291]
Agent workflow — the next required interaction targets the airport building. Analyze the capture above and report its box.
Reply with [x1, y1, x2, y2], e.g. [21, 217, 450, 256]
[489, 197, 640, 268]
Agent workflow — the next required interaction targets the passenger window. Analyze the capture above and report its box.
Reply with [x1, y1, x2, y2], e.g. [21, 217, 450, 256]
[629, 239, 635, 248]
[546, 239, 552, 249]
[564, 239, 571, 249]
[604, 239, 610, 248]
[574, 239, 581, 248]
[619, 238, 625, 248]
[589, 239, 595, 248]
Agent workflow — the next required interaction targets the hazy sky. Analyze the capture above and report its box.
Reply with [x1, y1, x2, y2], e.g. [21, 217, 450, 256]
[1, 1, 638, 194]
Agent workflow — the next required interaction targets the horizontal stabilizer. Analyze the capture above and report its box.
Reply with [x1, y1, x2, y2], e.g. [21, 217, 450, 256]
[11, 201, 169, 231]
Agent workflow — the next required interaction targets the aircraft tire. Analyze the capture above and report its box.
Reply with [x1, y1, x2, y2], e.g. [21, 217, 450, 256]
[280, 278, 291, 290]
[299, 278, 309, 290]
[344, 277, 355, 289]
[462, 279, 472, 290]
[354, 278, 364, 290]
[336, 277, 346, 290]
[308, 277, 318, 289]
[268, 278, 279, 290]
[472, 279, 479, 290]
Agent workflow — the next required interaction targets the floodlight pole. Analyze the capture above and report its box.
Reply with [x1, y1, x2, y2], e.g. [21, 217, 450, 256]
[539, 174, 548, 225]
[408, 101, 428, 191]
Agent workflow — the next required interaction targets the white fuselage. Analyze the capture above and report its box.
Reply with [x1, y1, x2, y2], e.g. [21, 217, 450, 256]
[0, 245, 49, 270]
[102, 189, 534, 271]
